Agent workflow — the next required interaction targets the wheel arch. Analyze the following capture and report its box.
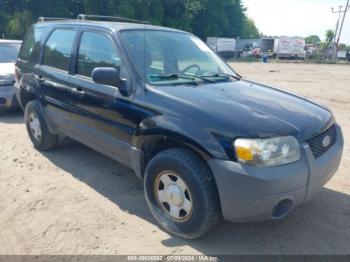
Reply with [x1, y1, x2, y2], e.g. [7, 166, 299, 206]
[135, 133, 213, 180]
[17, 73, 40, 110]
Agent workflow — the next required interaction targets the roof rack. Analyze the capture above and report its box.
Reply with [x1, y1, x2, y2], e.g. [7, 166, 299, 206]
[37, 17, 71, 22]
[37, 14, 151, 25]
[77, 14, 151, 25]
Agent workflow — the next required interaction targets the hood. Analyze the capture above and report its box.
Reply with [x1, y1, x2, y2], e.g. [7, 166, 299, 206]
[0, 62, 15, 77]
[149, 80, 334, 142]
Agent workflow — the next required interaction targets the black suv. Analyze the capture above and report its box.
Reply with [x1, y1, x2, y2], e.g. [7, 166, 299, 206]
[15, 15, 343, 239]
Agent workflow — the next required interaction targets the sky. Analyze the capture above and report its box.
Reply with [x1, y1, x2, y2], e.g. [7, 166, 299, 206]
[243, 0, 350, 44]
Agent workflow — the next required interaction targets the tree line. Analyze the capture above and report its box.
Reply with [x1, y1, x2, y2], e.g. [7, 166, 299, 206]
[0, 0, 260, 40]
[305, 31, 350, 52]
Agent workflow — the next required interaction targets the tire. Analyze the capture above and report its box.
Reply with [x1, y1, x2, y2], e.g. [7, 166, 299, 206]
[25, 100, 58, 150]
[144, 148, 221, 239]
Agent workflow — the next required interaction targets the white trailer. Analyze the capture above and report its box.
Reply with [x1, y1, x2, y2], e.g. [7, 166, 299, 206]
[277, 37, 306, 59]
[260, 38, 279, 58]
[206, 37, 236, 53]
[236, 38, 261, 52]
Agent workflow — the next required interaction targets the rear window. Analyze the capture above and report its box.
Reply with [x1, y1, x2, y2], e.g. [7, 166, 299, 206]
[0, 43, 21, 63]
[43, 29, 76, 71]
[19, 26, 46, 63]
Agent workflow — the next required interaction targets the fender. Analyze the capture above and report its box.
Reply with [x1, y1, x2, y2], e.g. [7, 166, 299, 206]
[17, 73, 40, 109]
[134, 115, 229, 161]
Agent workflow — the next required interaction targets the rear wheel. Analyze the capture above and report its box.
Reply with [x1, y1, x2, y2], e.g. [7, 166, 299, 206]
[144, 148, 221, 239]
[25, 100, 58, 150]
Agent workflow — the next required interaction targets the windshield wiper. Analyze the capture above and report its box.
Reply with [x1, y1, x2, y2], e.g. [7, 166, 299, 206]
[201, 73, 242, 81]
[149, 74, 216, 84]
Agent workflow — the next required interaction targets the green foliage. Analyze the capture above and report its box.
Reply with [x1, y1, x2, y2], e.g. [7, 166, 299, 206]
[338, 43, 347, 51]
[337, 43, 350, 52]
[319, 42, 327, 52]
[325, 29, 335, 46]
[0, 11, 9, 38]
[241, 16, 260, 39]
[6, 11, 33, 39]
[191, 0, 259, 39]
[0, 0, 260, 40]
[305, 35, 320, 45]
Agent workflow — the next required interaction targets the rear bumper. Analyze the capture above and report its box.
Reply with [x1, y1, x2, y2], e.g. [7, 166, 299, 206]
[0, 84, 19, 110]
[208, 125, 344, 222]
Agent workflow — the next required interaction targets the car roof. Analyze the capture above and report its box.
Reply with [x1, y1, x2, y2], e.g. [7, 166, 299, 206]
[35, 20, 189, 34]
[0, 39, 22, 44]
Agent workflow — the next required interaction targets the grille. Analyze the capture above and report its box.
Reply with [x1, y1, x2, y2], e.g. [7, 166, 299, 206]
[307, 125, 337, 159]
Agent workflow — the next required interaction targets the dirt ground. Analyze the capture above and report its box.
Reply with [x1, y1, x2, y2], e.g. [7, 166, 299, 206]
[0, 62, 349, 255]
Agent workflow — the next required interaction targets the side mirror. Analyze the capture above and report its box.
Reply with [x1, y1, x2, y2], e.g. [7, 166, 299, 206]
[92, 67, 120, 87]
[92, 67, 129, 96]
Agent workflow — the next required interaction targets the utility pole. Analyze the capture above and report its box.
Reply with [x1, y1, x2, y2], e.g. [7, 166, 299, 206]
[331, 1, 350, 61]
[331, 6, 343, 61]
[337, 0, 350, 48]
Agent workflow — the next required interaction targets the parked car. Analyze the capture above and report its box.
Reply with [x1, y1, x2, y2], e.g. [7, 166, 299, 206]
[0, 39, 22, 111]
[15, 15, 344, 239]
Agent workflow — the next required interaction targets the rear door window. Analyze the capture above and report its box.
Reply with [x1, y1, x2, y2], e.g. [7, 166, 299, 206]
[76, 31, 121, 78]
[19, 26, 46, 63]
[43, 29, 76, 71]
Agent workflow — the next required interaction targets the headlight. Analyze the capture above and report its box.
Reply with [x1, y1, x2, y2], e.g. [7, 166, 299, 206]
[234, 136, 300, 167]
[0, 74, 14, 86]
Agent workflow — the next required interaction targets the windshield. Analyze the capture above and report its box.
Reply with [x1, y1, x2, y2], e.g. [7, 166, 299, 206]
[0, 43, 21, 63]
[121, 30, 238, 85]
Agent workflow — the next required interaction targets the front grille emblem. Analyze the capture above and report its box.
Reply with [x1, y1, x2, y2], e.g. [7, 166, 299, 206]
[307, 125, 336, 159]
[322, 135, 331, 148]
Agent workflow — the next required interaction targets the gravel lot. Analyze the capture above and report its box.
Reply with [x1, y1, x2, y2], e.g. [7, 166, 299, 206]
[0, 62, 349, 255]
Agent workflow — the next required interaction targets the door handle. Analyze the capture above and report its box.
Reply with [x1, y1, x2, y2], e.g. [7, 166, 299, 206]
[71, 87, 85, 97]
[34, 75, 45, 83]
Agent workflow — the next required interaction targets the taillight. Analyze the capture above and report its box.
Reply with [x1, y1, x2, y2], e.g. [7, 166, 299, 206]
[15, 67, 19, 82]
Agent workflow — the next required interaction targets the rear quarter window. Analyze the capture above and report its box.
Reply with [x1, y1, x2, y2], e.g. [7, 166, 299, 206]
[43, 29, 76, 71]
[19, 26, 47, 63]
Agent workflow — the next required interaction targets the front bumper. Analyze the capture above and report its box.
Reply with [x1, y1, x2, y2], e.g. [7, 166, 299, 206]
[208, 125, 344, 222]
[0, 84, 19, 110]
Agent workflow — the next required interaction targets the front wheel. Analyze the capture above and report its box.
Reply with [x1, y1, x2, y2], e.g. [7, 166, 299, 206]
[144, 148, 221, 239]
[25, 100, 59, 150]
